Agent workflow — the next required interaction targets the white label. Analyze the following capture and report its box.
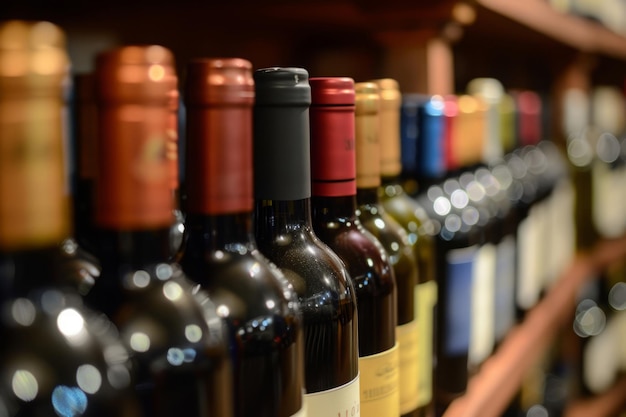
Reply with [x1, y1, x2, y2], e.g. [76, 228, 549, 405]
[415, 280, 436, 407]
[517, 207, 542, 310]
[583, 310, 622, 394]
[469, 242, 496, 366]
[592, 162, 623, 239]
[494, 235, 516, 341]
[306, 374, 360, 417]
[547, 179, 575, 288]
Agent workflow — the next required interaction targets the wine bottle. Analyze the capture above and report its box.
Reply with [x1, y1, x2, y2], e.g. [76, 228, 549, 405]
[309, 77, 398, 417]
[354, 81, 418, 416]
[84, 45, 233, 417]
[179, 58, 305, 417]
[166, 82, 185, 260]
[376, 81, 438, 417]
[0, 19, 141, 417]
[253, 67, 360, 416]
[72, 73, 100, 257]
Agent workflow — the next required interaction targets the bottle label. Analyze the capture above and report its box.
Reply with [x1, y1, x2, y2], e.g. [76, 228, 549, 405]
[547, 179, 575, 287]
[0, 99, 69, 248]
[445, 246, 477, 355]
[494, 235, 516, 341]
[397, 320, 419, 414]
[415, 280, 436, 407]
[469, 242, 496, 366]
[583, 310, 625, 394]
[359, 343, 399, 417]
[96, 106, 173, 229]
[516, 206, 542, 310]
[592, 161, 622, 239]
[305, 374, 360, 417]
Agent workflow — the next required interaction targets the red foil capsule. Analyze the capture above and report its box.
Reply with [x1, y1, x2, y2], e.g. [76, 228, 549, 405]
[184, 57, 255, 214]
[310, 77, 357, 197]
[515, 90, 542, 147]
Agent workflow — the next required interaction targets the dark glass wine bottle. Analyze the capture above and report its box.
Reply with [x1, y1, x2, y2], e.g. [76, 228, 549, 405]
[84, 45, 233, 417]
[354, 81, 418, 415]
[309, 77, 398, 417]
[0, 19, 141, 417]
[375, 80, 437, 417]
[179, 58, 305, 417]
[253, 67, 360, 416]
[72, 72, 100, 257]
[166, 83, 185, 260]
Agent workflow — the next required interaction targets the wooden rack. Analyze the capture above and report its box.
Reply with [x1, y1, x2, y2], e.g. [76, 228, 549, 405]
[443, 235, 626, 417]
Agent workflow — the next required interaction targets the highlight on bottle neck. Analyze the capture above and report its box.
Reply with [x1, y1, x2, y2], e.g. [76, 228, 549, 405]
[310, 76, 357, 197]
[0, 20, 70, 249]
[184, 57, 254, 215]
[253, 67, 312, 201]
[94, 45, 176, 230]
[355, 81, 381, 189]
[371, 78, 402, 179]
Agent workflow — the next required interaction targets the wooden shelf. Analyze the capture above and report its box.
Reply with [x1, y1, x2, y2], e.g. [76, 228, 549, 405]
[564, 374, 626, 417]
[443, 235, 626, 417]
[474, 0, 626, 60]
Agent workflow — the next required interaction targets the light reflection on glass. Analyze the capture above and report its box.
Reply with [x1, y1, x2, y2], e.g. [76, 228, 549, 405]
[57, 309, 85, 337]
[526, 404, 548, 417]
[608, 282, 626, 310]
[132, 270, 150, 288]
[216, 305, 230, 318]
[103, 344, 129, 365]
[185, 324, 203, 343]
[107, 365, 131, 389]
[445, 214, 462, 233]
[12, 370, 38, 401]
[129, 332, 151, 352]
[76, 364, 102, 394]
[51, 385, 87, 417]
[11, 298, 36, 326]
[374, 218, 385, 230]
[250, 262, 261, 277]
[163, 281, 183, 301]
[450, 189, 469, 209]
[41, 290, 65, 315]
[156, 264, 173, 280]
[433, 196, 451, 216]
[167, 348, 185, 366]
[390, 242, 399, 252]
[265, 299, 275, 309]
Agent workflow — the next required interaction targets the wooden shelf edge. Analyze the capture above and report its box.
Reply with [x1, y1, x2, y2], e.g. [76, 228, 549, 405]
[564, 374, 626, 417]
[442, 235, 626, 417]
[475, 0, 626, 60]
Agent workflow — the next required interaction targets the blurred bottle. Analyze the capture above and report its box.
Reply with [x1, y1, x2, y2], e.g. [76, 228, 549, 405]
[180, 58, 305, 417]
[253, 67, 360, 416]
[378, 82, 438, 417]
[0, 19, 141, 417]
[84, 45, 233, 417]
[309, 77, 397, 417]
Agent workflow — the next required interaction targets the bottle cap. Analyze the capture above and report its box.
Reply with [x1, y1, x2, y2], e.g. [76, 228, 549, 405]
[253, 67, 312, 201]
[355, 82, 381, 189]
[371, 78, 402, 178]
[95, 45, 176, 229]
[310, 77, 356, 197]
[0, 20, 70, 249]
[185, 58, 255, 214]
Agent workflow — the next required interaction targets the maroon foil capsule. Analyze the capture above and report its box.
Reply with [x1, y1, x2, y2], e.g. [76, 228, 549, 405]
[516, 90, 542, 147]
[184, 57, 255, 215]
[310, 77, 357, 197]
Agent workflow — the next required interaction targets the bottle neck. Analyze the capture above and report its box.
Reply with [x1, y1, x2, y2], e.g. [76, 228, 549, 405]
[97, 227, 172, 270]
[356, 187, 380, 206]
[254, 199, 313, 237]
[0, 246, 63, 300]
[311, 195, 358, 222]
[184, 212, 254, 251]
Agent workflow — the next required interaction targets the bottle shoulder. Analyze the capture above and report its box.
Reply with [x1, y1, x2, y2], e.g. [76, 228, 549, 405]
[0, 289, 140, 416]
